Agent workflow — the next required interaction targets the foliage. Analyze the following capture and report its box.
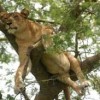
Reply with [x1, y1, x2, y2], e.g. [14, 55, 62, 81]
[0, 42, 12, 63]
[0, 0, 100, 100]
[0, 35, 16, 63]
[0, 91, 2, 99]
[7, 94, 15, 100]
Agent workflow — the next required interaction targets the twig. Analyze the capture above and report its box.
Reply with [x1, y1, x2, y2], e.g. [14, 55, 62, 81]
[25, 77, 57, 87]
[34, 19, 55, 24]
[0, 38, 7, 41]
[21, 89, 30, 100]
[15, 88, 30, 100]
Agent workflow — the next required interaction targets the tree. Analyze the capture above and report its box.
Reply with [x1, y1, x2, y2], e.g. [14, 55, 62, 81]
[0, 0, 100, 100]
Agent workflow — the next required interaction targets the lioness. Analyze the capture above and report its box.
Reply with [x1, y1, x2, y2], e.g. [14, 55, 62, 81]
[0, 9, 90, 95]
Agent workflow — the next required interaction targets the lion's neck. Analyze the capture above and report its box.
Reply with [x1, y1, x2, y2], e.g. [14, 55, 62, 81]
[15, 20, 43, 47]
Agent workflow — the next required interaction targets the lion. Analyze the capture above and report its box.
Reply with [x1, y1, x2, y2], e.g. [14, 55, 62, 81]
[0, 9, 90, 95]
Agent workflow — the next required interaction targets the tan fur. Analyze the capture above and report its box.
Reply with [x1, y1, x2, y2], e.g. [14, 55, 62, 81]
[0, 10, 90, 95]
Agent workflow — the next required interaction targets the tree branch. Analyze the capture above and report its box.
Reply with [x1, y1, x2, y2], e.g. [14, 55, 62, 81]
[34, 19, 55, 24]
[0, 37, 7, 41]
[81, 53, 100, 72]
[75, 33, 79, 58]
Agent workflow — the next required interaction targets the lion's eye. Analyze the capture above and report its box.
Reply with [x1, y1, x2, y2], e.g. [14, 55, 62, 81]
[13, 15, 19, 19]
[3, 16, 8, 20]
[4, 17, 7, 19]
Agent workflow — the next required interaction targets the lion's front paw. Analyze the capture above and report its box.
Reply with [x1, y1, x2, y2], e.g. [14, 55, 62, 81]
[75, 85, 83, 96]
[80, 81, 91, 88]
[14, 80, 25, 94]
[26, 45, 34, 56]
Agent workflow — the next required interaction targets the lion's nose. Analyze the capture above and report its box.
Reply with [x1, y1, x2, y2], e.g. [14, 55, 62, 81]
[6, 21, 12, 25]
[6, 18, 13, 25]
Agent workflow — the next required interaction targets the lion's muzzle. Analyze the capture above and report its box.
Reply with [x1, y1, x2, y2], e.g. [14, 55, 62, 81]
[6, 20, 17, 34]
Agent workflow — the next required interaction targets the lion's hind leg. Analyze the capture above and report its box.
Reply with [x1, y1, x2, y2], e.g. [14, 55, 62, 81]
[42, 53, 83, 95]
[65, 52, 90, 89]
[57, 73, 83, 95]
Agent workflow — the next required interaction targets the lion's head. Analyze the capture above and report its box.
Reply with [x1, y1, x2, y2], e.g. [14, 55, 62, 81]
[0, 9, 29, 34]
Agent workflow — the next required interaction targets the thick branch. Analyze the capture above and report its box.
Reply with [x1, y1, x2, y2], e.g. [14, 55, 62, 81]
[81, 54, 100, 72]
[0, 23, 18, 52]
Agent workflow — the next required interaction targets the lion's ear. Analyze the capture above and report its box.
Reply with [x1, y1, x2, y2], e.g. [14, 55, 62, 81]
[21, 9, 29, 18]
[0, 12, 7, 19]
